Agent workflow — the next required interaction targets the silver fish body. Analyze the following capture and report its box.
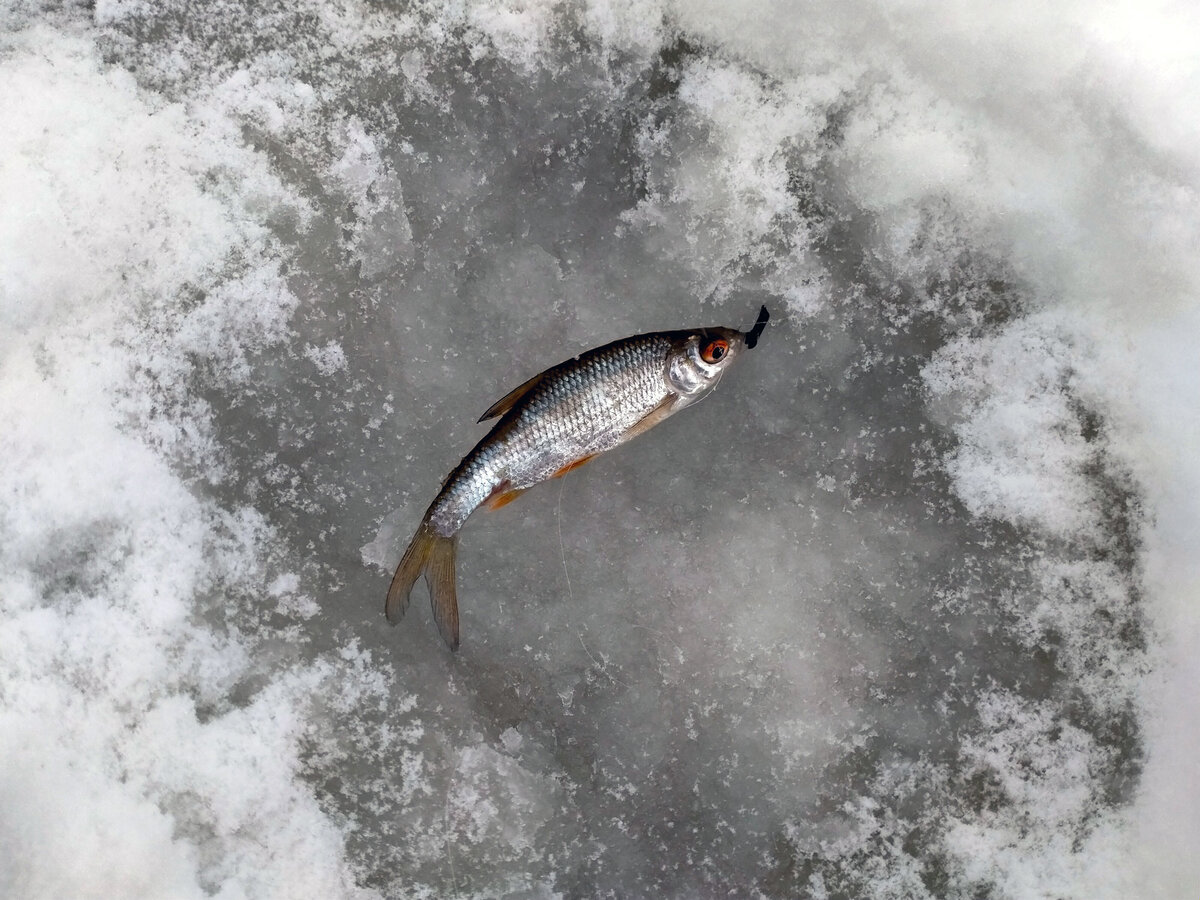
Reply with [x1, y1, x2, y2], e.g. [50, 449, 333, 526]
[432, 333, 686, 535]
[386, 308, 769, 649]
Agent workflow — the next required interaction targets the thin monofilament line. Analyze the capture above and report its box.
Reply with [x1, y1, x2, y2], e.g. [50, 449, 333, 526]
[556, 473, 572, 604]
[690, 366, 725, 405]
[443, 795, 459, 897]
[557, 470, 629, 687]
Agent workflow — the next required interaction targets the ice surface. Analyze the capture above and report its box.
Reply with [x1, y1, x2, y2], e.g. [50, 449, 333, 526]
[2, 1, 1197, 897]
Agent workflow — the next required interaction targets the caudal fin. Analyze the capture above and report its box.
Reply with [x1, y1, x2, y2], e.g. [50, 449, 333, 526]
[385, 523, 460, 650]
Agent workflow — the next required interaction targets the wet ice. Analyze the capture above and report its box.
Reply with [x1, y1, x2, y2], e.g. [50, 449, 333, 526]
[2, 2, 1197, 898]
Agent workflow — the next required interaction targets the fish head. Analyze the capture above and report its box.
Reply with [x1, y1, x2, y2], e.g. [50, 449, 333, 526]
[666, 306, 768, 407]
[667, 326, 748, 401]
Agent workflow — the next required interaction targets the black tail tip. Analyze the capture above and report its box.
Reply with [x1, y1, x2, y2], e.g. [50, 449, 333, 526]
[745, 305, 770, 349]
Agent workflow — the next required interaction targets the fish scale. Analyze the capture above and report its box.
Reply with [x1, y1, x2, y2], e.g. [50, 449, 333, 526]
[428, 335, 672, 537]
[386, 306, 769, 649]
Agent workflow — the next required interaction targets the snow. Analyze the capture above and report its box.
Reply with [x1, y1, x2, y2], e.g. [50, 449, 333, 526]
[2, 1, 1198, 896]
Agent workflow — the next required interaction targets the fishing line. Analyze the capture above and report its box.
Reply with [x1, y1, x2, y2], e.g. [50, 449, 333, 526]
[745, 304, 770, 348]
[556, 473, 573, 604]
[690, 366, 725, 405]
[443, 787, 459, 896]
[557, 470, 629, 687]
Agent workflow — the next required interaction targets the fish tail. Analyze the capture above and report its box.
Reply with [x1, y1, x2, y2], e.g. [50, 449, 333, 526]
[385, 522, 460, 650]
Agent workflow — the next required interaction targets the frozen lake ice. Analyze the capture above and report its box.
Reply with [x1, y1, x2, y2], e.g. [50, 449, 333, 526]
[2, 2, 1198, 897]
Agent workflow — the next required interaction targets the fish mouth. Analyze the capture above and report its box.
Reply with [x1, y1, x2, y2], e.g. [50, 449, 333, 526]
[744, 305, 770, 349]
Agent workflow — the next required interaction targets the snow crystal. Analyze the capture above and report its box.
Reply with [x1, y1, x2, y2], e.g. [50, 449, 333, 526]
[3, 1, 1198, 897]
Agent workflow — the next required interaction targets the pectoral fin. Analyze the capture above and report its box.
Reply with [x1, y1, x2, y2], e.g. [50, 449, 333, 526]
[619, 393, 680, 444]
[552, 453, 598, 478]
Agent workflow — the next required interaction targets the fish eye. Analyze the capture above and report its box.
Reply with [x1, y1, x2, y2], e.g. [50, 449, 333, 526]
[700, 338, 728, 364]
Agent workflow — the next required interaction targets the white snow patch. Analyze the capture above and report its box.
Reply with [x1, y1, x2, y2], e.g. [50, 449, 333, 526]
[0, 23, 382, 899]
[923, 315, 1103, 542]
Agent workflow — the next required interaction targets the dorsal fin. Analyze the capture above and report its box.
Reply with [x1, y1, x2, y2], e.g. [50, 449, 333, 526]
[477, 371, 544, 422]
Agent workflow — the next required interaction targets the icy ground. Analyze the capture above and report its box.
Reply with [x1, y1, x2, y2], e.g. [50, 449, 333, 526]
[2, 1, 1199, 897]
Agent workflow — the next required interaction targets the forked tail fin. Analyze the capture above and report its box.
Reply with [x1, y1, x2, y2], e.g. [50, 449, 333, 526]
[385, 522, 460, 650]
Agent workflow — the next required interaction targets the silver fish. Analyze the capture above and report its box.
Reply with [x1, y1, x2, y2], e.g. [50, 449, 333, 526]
[386, 306, 770, 649]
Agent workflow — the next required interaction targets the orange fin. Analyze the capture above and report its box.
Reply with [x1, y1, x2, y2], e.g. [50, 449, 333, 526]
[478, 372, 545, 422]
[483, 483, 527, 510]
[386, 523, 460, 650]
[552, 453, 599, 478]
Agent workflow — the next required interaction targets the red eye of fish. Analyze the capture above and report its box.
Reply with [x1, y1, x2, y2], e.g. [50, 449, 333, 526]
[700, 339, 728, 364]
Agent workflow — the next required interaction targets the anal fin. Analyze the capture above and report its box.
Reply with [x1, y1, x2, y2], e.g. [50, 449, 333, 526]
[483, 481, 527, 510]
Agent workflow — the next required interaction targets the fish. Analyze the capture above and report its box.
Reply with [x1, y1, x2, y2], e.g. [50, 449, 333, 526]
[386, 305, 770, 649]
